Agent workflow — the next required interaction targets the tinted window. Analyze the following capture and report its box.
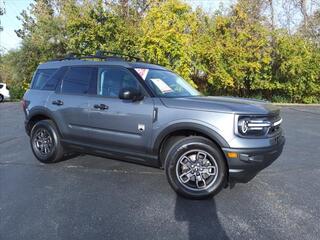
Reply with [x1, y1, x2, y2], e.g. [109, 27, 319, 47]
[31, 69, 57, 90]
[61, 67, 94, 94]
[0, 84, 3, 89]
[98, 67, 140, 97]
[42, 67, 67, 91]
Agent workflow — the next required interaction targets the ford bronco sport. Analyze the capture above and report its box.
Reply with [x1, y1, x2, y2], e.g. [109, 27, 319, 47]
[23, 52, 285, 199]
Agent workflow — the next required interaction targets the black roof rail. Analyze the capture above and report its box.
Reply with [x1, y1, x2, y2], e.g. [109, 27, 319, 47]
[95, 50, 142, 61]
[48, 51, 142, 62]
[47, 52, 78, 62]
[65, 52, 78, 59]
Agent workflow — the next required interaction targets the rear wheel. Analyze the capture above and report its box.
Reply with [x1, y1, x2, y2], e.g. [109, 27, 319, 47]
[30, 120, 64, 163]
[0, 94, 4, 103]
[164, 136, 227, 199]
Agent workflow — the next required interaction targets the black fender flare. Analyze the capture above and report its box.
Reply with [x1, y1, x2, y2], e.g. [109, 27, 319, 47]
[152, 122, 230, 155]
[26, 107, 61, 135]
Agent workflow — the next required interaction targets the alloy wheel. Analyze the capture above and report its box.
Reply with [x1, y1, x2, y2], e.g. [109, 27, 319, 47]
[175, 149, 219, 191]
[33, 128, 54, 156]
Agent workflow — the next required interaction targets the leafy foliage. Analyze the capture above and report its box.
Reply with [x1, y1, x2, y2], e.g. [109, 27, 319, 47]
[0, 0, 319, 103]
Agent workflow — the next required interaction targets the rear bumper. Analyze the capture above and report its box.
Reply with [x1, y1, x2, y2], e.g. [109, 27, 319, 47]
[223, 136, 285, 183]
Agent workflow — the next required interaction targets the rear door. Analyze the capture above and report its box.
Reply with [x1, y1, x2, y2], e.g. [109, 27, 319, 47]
[87, 66, 155, 154]
[47, 66, 97, 142]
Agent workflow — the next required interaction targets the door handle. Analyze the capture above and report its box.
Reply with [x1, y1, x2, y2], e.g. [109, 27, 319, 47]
[94, 104, 108, 110]
[52, 100, 64, 106]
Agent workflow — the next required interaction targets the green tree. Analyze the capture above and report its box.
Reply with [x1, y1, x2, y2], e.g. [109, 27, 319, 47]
[193, 3, 273, 97]
[273, 32, 320, 103]
[1, 0, 319, 103]
[139, 0, 200, 85]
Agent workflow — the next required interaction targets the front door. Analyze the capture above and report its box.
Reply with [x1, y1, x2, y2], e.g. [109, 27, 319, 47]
[87, 66, 154, 154]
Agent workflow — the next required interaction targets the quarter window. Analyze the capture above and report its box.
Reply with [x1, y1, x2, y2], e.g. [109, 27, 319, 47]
[61, 67, 94, 94]
[31, 69, 57, 90]
[42, 67, 68, 91]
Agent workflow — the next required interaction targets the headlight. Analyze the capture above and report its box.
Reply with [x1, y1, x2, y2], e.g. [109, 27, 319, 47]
[236, 116, 273, 136]
[238, 118, 249, 134]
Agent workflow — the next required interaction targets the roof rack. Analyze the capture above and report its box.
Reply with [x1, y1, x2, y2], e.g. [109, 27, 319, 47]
[49, 51, 142, 62]
[96, 50, 142, 61]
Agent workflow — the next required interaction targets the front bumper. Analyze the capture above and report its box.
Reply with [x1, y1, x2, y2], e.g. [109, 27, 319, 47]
[222, 136, 285, 183]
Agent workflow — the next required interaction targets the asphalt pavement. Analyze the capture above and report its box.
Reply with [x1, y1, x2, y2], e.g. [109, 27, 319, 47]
[0, 102, 319, 240]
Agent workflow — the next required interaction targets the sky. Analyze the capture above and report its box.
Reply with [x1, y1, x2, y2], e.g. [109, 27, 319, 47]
[0, 0, 233, 52]
[0, 0, 33, 51]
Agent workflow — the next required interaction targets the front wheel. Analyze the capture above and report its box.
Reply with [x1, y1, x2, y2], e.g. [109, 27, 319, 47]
[30, 120, 65, 163]
[0, 94, 4, 103]
[164, 136, 227, 199]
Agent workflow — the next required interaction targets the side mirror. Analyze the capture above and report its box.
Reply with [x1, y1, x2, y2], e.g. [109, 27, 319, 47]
[119, 87, 144, 101]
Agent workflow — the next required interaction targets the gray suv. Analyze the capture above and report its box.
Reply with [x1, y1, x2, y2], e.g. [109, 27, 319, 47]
[23, 52, 285, 199]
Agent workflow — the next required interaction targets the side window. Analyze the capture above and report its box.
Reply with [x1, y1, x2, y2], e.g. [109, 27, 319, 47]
[31, 69, 57, 90]
[61, 67, 94, 95]
[0, 84, 3, 89]
[97, 67, 140, 97]
[42, 67, 68, 91]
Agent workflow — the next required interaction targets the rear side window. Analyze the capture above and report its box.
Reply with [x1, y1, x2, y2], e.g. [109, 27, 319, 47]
[0, 84, 3, 89]
[31, 69, 57, 89]
[61, 67, 94, 95]
[42, 67, 67, 91]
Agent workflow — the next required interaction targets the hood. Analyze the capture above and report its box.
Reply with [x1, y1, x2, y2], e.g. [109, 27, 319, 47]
[160, 96, 280, 115]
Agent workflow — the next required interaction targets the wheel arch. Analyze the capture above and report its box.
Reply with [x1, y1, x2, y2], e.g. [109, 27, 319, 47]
[26, 108, 60, 136]
[153, 123, 230, 167]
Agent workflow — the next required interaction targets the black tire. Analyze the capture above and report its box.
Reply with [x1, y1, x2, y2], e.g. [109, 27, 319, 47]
[0, 94, 3, 103]
[164, 136, 227, 199]
[30, 120, 64, 163]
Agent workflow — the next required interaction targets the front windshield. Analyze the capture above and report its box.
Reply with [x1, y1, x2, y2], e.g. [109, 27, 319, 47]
[135, 68, 200, 98]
